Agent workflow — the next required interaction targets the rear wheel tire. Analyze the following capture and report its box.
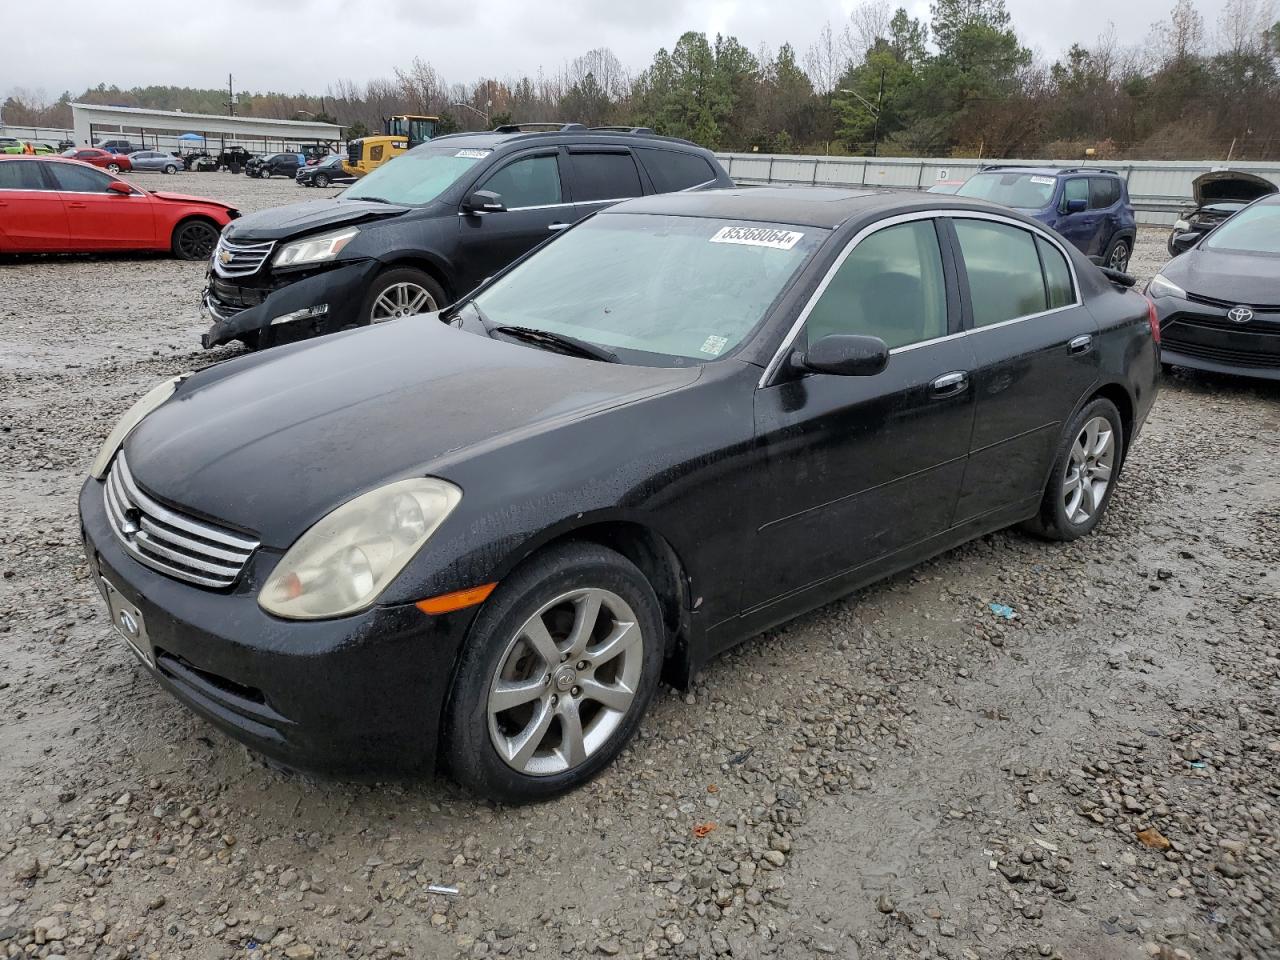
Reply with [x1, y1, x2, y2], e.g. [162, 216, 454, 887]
[444, 542, 665, 803]
[171, 219, 220, 261]
[163, 163, 178, 174]
[313, 173, 330, 188]
[360, 267, 445, 325]
[106, 163, 121, 174]
[1105, 237, 1131, 272]
[1022, 397, 1124, 542]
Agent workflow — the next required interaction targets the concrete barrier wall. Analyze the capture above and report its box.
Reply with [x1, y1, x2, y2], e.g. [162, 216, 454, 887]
[714, 153, 1280, 226]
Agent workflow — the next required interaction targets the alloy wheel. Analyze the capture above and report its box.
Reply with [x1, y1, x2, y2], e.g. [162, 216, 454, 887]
[487, 588, 644, 776]
[1109, 242, 1130, 271]
[176, 222, 219, 260]
[370, 282, 436, 321]
[1063, 416, 1115, 524]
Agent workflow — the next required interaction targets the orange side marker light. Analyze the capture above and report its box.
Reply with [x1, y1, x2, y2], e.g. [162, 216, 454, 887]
[415, 583, 497, 615]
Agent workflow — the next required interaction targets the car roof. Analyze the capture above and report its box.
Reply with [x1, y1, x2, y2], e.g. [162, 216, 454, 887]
[602, 186, 1071, 234]
[976, 165, 1122, 178]
[422, 129, 711, 154]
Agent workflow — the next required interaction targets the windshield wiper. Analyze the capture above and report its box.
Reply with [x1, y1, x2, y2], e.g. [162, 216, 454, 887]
[356, 195, 392, 204]
[491, 325, 618, 363]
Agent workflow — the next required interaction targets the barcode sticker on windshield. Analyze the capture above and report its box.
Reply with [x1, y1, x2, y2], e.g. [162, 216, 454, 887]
[1030, 176, 1056, 185]
[700, 335, 729, 356]
[455, 149, 490, 159]
[710, 226, 804, 250]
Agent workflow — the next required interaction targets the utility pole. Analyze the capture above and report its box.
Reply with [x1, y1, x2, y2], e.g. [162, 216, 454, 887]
[872, 67, 885, 158]
[227, 74, 236, 117]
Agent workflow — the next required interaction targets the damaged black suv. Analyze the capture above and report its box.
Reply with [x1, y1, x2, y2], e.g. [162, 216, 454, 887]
[201, 124, 731, 349]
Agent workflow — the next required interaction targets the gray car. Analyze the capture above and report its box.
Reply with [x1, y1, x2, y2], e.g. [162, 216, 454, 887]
[128, 151, 182, 174]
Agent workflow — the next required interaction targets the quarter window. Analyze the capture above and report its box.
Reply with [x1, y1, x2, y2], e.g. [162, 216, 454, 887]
[570, 151, 644, 203]
[805, 220, 948, 350]
[635, 148, 715, 192]
[480, 155, 562, 208]
[1036, 236, 1075, 308]
[954, 219, 1047, 326]
[0, 160, 48, 190]
[48, 163, 115, 193]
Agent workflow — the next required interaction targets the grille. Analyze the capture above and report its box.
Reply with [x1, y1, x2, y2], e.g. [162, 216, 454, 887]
[103, 454, 259, 589]
[347, 142, 362, 165]
[1186, 291, 1280, 312]
[212, 235, 275, 278]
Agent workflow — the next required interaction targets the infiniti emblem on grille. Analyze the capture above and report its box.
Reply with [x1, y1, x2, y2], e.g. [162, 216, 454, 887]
[1228, 306, 1253, 324]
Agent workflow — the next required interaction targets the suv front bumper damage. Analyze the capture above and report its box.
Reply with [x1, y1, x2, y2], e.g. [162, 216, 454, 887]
[200, 259, 381, 349]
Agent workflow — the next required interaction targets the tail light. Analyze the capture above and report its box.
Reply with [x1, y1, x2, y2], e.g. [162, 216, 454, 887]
[1145, 296, 1161, 345]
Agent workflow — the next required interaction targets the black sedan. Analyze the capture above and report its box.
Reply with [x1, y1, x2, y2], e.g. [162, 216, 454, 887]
[79, 188, 1160, 801]
[295, 155, 353, 188]
[1149, 194, 1280, 379]
[1167, 170, 1276, 256]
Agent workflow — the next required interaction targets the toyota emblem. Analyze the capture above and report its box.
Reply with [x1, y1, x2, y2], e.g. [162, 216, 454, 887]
[1228, 305, 1254, 324]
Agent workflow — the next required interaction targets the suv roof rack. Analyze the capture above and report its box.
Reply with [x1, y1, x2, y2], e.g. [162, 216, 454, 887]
[491, 122, 588, 133]
[589, 125, 657, 135]
[977, 163, 1122, 177]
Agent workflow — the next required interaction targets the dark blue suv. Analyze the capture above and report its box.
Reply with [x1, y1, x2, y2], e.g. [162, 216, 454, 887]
[955, 166, 1137, 272]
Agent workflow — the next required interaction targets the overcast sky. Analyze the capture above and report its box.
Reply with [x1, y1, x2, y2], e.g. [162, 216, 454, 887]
[7, 0, 1227, 101]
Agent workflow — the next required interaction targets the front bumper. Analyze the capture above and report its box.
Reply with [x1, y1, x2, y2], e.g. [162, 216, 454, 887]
[79, 477, 477, 776]
[1154, 296, 1280, 380]
[201, 259, 380, 349]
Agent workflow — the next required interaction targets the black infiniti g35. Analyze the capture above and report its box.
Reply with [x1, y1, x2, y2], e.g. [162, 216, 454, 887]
[1148, 193, 1280, 379]
[80, 187, 1160, 801]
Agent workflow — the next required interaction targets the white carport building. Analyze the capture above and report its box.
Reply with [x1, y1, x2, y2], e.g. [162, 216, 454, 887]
[70, 103, 344, 154]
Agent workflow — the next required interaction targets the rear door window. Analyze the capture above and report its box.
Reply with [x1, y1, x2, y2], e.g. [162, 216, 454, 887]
[1089, 177, 1120, 209]
[953, 219, 1048, 326]
[635, 148, 717, 192]
[0, 160, 49, 190]
[1036, 236, 1076, 309]
[479, 154, 562, 209]
[568, 150, 644, 203]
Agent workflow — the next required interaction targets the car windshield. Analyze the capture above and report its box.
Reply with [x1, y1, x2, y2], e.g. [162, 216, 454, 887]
[343, 144, 491, 205]
[956, 172, 1057, 209]
[1203, 201, 1280, 255]
[469, 213, 826, 365]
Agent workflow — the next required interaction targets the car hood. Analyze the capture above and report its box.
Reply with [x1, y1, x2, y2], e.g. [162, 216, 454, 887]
[1192, 170, 1278, 207]
[1163, 248, 1280, 305]
[148, 191, 233, 209]
[224, 198, 410, 241]
[123, 317, 700, 547]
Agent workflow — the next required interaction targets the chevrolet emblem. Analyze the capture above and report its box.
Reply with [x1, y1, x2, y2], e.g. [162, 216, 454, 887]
[217, 248, 233, 266]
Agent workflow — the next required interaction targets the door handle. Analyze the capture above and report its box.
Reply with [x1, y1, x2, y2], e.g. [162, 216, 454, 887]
[548, 223, 570, 231]
[931, 371, 968, 398]
[68, 201, 87, 209]
[1069, 334, 1093, 355]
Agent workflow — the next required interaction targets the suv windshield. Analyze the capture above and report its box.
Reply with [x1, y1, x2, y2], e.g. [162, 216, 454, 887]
[470, 213, 825, 365]
[956, 172, 1057, 209]
[344, 144, 491, 205]
[1203, 201, 1280, 255]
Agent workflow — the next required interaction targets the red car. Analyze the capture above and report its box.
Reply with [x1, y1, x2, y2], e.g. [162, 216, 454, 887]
[61, 147, 133, 173]
[0, 156, 238, 260]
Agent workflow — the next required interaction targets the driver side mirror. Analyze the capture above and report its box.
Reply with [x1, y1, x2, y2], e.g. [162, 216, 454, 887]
[464, 190, 505, 214]
[107, 181, 133, 195]
[1170, 231, 1200, 254]
[1062, 197, 1087, 214]
[791, 334, 889, 377]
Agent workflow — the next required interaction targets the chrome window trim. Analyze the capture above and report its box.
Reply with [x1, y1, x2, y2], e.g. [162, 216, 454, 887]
[758, 208, 1082, 388]
[456, 201, 576, 215]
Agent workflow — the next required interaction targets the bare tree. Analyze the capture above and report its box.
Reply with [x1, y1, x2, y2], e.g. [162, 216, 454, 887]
[1217, 0, 1277, 55]
[1152, 0, 1205, 64]
[804, 22, 845, 94]
[844, 0, 893, 64]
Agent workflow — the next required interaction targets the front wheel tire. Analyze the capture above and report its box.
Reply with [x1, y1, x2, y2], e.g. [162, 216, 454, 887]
[360, 267, 445, 325]
[1023, 397, 1124, 541]
[444, 543, 665, 803]
[171, 219, 220, 261]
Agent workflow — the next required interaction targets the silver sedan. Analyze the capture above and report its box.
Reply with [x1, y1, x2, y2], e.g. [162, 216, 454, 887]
[127, 151, 183, 174]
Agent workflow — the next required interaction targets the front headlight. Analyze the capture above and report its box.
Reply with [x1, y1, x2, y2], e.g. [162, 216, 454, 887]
[272, 226, 359, 269]
[1146, 273, 1186, 300]
[1173, 219, 1190, 231]
[259, 477, 462, 620]
[88, 376, 183, 480]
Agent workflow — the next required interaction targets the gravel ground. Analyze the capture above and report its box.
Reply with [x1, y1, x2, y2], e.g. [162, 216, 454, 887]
[1, 174, 1278, 960]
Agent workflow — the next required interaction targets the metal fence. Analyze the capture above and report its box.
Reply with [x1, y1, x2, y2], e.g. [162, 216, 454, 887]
[714, 153, 1280, 226]
[0, 124, 334, 157]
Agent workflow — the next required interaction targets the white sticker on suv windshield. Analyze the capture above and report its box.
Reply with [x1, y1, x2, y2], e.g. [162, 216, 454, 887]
[1030, 175, 1056, 185]
[700, 335, 729, 356]
[710, 226, 804, 250]
[455, 149, 491, 159]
